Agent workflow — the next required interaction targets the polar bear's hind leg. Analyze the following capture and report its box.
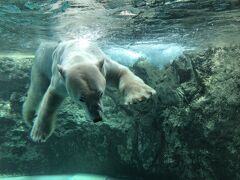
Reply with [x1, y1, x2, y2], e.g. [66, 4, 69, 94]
[30, 86, 64, 142]
[22, 69, 50, 127]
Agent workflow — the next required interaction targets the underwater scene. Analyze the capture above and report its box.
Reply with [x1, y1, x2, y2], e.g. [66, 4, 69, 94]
[0, 0, 240, 180]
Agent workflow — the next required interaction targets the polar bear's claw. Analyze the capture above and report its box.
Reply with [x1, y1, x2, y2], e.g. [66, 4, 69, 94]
[30, 120, 51, 142]
[124, 85, 156, 105]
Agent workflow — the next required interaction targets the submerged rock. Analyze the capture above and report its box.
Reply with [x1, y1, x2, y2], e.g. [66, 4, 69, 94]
[0, 46, 240, 179]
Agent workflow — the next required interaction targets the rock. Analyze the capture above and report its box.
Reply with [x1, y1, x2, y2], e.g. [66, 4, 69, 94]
[0, 46, 240, 179]
[0, 57, 32, 99]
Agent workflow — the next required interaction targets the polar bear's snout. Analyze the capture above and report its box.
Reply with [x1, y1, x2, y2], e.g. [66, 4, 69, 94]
[86, 101, 104, 123]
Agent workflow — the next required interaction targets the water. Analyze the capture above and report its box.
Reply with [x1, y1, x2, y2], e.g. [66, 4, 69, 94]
[0, 0, 240, 180]
[0, 174, 132, 180]
[1, 0, 239, 55]
[1, 174, 106, 180]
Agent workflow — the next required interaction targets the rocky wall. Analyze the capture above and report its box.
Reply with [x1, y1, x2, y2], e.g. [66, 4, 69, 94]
[0, 46, 240, 179]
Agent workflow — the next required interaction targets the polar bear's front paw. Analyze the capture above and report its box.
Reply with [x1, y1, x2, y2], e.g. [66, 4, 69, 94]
[124, 83, 156, 105]
[30, 118, 53, 142]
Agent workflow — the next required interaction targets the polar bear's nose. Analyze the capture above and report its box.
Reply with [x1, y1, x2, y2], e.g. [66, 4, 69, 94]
[86, 102, 103, 123]
[93, 115, 102, 123]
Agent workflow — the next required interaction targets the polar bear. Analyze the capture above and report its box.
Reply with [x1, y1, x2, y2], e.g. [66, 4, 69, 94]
[22, 39, 156, 142]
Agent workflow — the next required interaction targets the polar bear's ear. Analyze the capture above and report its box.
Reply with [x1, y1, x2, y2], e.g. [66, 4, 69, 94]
[57, 64, 66, 80]
[96, 59, 104, 70]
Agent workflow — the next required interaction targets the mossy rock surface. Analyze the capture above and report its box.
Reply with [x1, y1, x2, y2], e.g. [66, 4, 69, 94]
[0, 46, 240, 179]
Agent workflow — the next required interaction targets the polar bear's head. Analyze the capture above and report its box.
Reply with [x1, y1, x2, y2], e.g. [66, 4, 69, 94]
[57, 62, 106, 122]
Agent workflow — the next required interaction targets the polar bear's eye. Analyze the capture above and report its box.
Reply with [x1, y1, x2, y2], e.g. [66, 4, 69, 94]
[97, 91, 103, 98]
[79, 97, 85, 102]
